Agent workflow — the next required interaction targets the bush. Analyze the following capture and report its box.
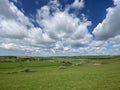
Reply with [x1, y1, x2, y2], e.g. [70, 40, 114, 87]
[61, 61, 72, 66]
[22, 68, 30, 72]
[75, 62, 83, 66]
[59, 66, 66, 69]
[101, 61, 109, 64]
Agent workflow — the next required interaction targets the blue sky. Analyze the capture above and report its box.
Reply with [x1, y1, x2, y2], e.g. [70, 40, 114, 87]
[0, 0, 120, 56]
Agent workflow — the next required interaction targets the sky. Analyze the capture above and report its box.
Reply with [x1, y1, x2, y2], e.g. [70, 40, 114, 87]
[0, 0, 120, 56]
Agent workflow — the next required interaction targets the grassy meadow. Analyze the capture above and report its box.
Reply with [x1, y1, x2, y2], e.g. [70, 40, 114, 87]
[0, 56, 120, 90]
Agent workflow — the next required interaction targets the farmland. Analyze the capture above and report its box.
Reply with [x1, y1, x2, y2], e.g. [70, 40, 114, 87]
[0, 56, 120, 90]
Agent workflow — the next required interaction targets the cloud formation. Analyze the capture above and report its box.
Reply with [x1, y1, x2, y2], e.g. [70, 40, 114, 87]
[0, 0, 120, 56]
[37, 11, 92, 47]
[0, 0, 92, 56]
[93, 0, 120, 40]
[71, 0, 84, 9]
[91, 0, 120, 55]
[37, 0, 92, 48]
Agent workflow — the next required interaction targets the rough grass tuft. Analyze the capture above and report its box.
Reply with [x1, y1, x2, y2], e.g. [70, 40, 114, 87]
[21, 68, 31, 72]
[59, 66, 66, 69]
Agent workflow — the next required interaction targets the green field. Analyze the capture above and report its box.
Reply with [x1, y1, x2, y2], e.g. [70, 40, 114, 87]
[0, 56, 120, 90]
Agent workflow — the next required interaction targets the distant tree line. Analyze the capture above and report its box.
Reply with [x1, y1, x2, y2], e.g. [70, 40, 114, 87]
[0, 56, 54, 62]
[0, 55, 120, 62]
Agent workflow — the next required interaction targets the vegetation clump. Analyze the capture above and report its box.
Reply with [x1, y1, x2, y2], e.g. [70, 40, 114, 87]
[75, 62, 83, 66]
[59, 66, 66, 69]
[100, 61, 109, 64]
[21, 68, 31, 72]
[61, 61, 72, 66]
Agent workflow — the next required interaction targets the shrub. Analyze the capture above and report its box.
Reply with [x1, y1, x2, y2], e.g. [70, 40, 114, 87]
[101, 61, 109, 64]
[61, 61, 72, 66]
[59, 66, 66, 69]
[22, 68, 30, 72]
[75, 62, 83, 66]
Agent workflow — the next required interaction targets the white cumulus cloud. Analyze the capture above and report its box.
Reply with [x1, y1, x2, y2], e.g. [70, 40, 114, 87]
[93, 0, 120, 40]
[37, 0, 92, 48]
[1, 0, 119, 56]
[71, 0, 84, 9]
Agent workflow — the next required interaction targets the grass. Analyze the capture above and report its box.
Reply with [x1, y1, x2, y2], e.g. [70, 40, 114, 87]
[0, 56, 120, 90]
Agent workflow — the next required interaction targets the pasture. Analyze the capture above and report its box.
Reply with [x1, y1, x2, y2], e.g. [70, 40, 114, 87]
[0, 56, 120, 90]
